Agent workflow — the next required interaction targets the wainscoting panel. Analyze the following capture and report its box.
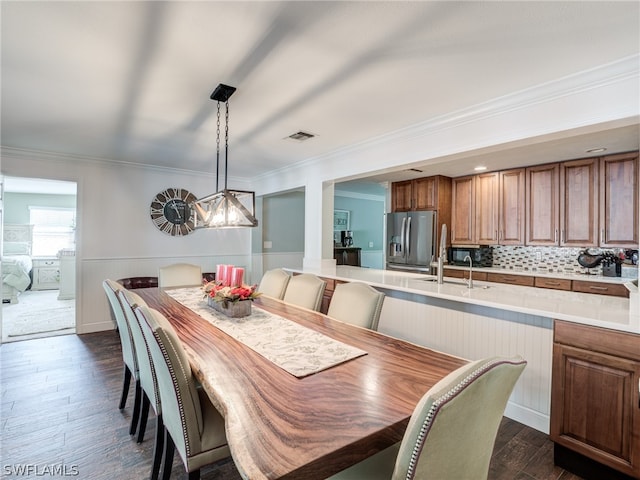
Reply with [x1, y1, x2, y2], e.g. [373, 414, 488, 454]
[80, 255, 251, 334]
[377, 296, 553, 433]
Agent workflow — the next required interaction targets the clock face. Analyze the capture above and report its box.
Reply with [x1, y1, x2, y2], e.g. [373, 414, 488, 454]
[150, 188, 197, 236]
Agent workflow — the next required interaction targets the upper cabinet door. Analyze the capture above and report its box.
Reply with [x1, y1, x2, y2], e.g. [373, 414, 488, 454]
[451, 176, 475, 245]
[600, 152, 639, 247]
[526, 163, 560, 245]
[391, 180, 412, 212]
[413, 177, 437, 210]
[475, 172, 499, 245]
[560, 158, 599, 247]
[499, 168, 525, 245]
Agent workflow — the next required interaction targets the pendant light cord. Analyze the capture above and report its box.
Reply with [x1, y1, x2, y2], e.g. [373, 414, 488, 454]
[216, 101, 221, 192]
[224, 99, 229, 190]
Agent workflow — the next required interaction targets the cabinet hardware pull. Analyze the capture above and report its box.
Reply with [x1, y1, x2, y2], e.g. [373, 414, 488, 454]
[589, 286, 608, 291]
[554, 229, 558, 243]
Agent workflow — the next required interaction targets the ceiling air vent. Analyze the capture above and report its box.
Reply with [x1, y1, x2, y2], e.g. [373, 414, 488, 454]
[286, 131, 316, 142]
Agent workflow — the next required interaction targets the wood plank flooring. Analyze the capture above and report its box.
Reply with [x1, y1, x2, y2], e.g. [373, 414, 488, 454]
[1, 331, 584, 480]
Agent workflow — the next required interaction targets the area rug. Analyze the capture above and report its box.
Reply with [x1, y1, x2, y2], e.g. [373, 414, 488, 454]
[2, 290, 75, 341]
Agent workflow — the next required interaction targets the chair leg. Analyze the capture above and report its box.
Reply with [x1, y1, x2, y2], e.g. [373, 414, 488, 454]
[129, 379, 142, 435]
[150, 414, 164, 480]
[119, 365, 132, 410]
[188, 470, 200, 480]
[137, 393, 150, 443]
[161, 428, 175, 480]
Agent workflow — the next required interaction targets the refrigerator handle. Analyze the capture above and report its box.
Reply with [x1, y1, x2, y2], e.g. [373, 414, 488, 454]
[406, 216, 412, 257]
[400, 217, 406, 258]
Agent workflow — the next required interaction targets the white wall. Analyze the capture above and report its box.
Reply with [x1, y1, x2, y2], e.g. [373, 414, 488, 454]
[250, 56, 639, 267]
[1, 149, 253, 333]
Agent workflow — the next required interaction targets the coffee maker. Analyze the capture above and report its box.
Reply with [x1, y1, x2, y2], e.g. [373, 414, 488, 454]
[340, 230, 354, 247]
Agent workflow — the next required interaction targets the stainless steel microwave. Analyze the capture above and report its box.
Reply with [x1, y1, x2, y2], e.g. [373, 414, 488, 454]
[448, 246, 493, 267]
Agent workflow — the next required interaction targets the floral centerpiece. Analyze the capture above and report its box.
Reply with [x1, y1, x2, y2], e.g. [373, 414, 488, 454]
[202, 281, 261, 318]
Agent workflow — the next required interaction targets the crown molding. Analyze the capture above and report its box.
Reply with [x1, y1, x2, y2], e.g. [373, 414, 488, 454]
[253, 54, 639, 186]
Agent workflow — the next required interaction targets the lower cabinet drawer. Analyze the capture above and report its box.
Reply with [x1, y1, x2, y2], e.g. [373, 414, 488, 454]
[572, 280, 629, 298]
[486, 273, 535, 287]
[534, 277, 572, 291]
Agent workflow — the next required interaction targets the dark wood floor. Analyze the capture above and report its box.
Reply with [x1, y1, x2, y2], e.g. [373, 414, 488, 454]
[1, 331, 583, 480]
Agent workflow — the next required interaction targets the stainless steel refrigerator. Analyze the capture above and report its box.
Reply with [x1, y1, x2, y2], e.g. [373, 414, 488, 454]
[386, 211, 436, 272]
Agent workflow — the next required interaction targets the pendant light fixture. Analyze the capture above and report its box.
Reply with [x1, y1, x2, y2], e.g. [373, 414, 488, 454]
[193, 84, 258, 229]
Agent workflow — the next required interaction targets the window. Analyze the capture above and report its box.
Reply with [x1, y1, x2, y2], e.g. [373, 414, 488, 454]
[29, 207, 76, 257]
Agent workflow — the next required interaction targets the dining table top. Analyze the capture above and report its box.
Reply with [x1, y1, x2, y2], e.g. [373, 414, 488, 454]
[136, 287, 468, 479]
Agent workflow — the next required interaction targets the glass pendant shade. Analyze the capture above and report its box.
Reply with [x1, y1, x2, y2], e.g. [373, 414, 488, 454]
[193, 189, 257, 228]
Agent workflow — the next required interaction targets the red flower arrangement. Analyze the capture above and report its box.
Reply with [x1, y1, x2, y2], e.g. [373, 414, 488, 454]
[202, 281, 261, 308]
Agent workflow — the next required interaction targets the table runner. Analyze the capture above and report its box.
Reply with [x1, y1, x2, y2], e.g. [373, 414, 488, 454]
[166, 287, 367, 378]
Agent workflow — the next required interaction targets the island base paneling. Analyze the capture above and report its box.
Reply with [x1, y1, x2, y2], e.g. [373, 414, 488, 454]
[377, 294, 553, 433]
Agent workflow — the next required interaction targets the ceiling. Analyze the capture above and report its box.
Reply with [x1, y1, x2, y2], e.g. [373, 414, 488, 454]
[1, 1, 639, 188]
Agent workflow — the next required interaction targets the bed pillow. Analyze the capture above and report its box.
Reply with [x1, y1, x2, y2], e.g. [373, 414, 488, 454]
[3, 242, 31, 255]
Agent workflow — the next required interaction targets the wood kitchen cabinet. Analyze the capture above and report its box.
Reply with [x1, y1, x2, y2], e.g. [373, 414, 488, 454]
[474, 172, 499, 244]
[600, 152, 639, 248]
[442, 267, 487, 281]
[499, 168, 526, 245]
[391, 175, 452, 254]
[456, 168, 525, 246]
[391, 176, 448, 212]
[526, 163, 560, 245]
[451, 175, 475, 245]
[551, 320, 640, 479]
[571, 279, 629, 298]
[486, 272, 534, 287]
[560, 158, 599, 247]
[334, 247, 361, 267]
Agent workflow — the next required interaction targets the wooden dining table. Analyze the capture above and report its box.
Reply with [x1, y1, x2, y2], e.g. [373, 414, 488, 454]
[136, 288, 468, 480]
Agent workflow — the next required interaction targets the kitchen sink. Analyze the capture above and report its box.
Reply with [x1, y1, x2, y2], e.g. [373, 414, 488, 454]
[420, 278, 469, 286]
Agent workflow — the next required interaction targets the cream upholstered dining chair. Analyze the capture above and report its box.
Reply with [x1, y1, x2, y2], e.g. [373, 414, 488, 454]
[102, 279, 142, 436]
[134, 305, 231, 480]
[282, 273, 326, 311]
[327, 282, 385, 330]
[257, 268, 291, 299]
[158, 263, 202, 288]
[329, 356, 527, 480]
[118, 289, 164, 480]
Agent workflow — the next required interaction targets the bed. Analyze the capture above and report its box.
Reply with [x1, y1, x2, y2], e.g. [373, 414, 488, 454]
[2, 224, 34, 304]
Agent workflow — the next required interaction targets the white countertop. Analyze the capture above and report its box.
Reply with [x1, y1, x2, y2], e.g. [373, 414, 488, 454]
[289, 266, 640, 335]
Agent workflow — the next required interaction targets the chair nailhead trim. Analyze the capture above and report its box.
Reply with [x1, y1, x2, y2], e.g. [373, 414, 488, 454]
[405, 358, 523, 480]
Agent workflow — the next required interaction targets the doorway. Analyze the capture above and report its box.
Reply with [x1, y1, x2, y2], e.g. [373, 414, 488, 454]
[1, 176, 77, 343]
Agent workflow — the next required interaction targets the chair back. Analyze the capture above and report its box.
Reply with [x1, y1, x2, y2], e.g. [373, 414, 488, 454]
[282, 273, 326, 311]
[158, 263, 202, 288]
[102, 279, 137, 375]
[392, 356, 526, 480]
[257, 268, 290, 299]
[118, 289, 159, 413]
[134, 305, 205, 464]
[327, 282, 385, 330]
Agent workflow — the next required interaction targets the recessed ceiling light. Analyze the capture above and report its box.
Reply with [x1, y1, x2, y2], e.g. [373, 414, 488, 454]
[586, 147, 607, 153]
[474, 166, 487, 172]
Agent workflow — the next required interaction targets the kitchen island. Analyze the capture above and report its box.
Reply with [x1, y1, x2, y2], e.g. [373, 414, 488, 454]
[286, 265, 639, 436]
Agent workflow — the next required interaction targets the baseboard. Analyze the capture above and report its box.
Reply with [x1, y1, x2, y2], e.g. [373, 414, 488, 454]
[504, 401, 549, 434]
[77, 321, 115, 335]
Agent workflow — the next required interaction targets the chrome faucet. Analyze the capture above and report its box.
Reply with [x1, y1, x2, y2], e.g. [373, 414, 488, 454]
[436, 224, 447, 284]
[463, 255, 473, 289]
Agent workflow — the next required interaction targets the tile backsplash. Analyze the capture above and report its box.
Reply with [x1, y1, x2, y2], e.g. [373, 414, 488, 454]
[491, 245, 634, 276]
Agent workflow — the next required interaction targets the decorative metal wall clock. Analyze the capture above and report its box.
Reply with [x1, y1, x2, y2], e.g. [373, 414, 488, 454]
[150, 188, 197, 236]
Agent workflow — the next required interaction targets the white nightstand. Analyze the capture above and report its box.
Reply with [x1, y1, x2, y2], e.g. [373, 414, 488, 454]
[31, 257, 60, 290]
